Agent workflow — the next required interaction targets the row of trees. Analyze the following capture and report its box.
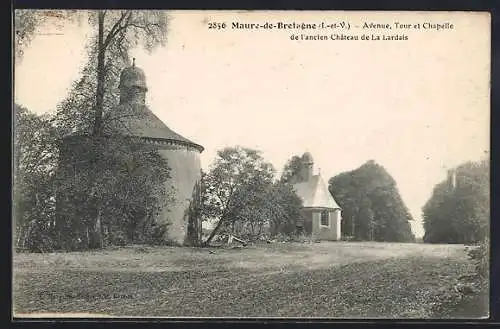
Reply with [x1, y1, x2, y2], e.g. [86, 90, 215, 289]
[328, 160, 416, 242]
[15, 103, 422, 250]
[422, 159, 489, 244]
[20, 10, 486, 251]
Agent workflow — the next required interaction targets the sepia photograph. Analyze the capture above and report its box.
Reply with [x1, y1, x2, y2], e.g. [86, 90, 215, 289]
[12, 10, 490, 319]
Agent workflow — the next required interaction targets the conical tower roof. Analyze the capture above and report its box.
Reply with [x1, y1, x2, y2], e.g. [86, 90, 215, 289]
[104, 103, 204, 152]
[103, 62, 204, 152]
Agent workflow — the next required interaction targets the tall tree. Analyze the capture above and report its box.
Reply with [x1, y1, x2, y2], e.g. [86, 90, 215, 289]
[202, 147, 275, 245]
[423, 160, 489, 244]
[53, 10, 168, 249]
[14, 10, 171, 250]
[50, 10, 168, 137]
[329, 160, 415, 242]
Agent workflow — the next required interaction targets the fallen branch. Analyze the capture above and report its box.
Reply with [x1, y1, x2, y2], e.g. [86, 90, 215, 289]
[227, 234, 247, 246]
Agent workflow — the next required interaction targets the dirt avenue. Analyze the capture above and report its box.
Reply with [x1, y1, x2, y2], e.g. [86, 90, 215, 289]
[13, 242, 483, 318]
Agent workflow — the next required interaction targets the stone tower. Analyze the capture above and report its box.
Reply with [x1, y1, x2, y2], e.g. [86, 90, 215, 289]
[106, 61, 204, 246]
[56, 60, 204, 247]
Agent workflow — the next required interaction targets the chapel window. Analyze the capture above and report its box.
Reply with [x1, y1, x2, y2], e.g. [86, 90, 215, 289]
[320, 210, 330, 226]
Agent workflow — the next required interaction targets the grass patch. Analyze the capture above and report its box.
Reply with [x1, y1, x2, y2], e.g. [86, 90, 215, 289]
[13, 242, 484, 318]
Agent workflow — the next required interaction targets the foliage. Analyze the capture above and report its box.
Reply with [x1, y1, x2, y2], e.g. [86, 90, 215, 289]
[467, 237, 490, 292]
[267, 182, 304, 237]
[202, 147, 303, 244]
[432, 237, 489, 318]
[14, 10, 84, 60]
[13, 104, 59, 252]
[422, 160, 489, 244]
[14, 9, 40, 60]
[422, 160, 489, 319]
[201, 146, 274, 244]
[280, 155, 304, 184]
[55, 136, 173, 250]
[328, 160, 415, 242]
[13, 105, 174, 251]
[52, 10, 169, 137]
[14, 10, 172, 251]
[54, 10, 170, 250]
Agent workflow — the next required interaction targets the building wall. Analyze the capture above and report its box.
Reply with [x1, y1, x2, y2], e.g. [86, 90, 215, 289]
[157, 146, 202, 246]
[301, 210, 313, 235]
[307, 208, 342, 241]
[333, 209, 342, 240]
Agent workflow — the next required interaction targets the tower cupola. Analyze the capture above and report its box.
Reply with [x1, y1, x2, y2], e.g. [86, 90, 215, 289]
[301, 152, 314, 182]
[119, 58, 148, 105]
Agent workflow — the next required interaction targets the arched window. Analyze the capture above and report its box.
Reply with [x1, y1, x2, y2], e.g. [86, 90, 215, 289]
[320, 210, 330, 226]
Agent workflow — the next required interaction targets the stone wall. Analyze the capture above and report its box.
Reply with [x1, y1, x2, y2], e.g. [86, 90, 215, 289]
[157, 147, 202, 246]
[308, 208, 342, 241]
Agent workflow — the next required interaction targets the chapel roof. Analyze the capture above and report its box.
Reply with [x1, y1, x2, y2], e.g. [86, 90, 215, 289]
[293, 174, 341, 209]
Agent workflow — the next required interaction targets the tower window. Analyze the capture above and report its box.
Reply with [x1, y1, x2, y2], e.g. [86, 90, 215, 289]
[320, 210, 330, 226]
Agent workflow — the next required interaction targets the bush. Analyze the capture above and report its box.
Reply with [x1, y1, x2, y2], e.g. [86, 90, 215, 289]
[22, 221, 56, 253]
[108, 229, 128, 246]
[144, 221, 171, 246]
[432, 237, 489, 317]
[466, 237, 489, 283]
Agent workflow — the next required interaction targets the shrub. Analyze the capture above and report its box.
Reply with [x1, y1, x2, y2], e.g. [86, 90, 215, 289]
[22, 220, 56, 253]
[108, 229, 128, 246]
[466, 237, 489, 283]
[144, 221, 171, 246]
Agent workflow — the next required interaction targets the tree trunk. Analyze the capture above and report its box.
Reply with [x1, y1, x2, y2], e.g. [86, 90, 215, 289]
[87, 11, 106, 250]
[93, 11, 106, 136]
[204, 216, 226, 246]
[351, 215, 356, 238]
[90, 207, 103, 249]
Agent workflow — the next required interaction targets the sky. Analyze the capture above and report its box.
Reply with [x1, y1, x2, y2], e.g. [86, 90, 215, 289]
[14, 11, 490, 238]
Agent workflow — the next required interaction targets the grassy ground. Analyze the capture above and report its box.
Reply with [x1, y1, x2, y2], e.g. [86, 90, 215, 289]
[12, 241, 488, 318]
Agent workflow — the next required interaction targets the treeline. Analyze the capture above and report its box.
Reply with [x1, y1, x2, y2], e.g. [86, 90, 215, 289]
[14, 105, 173, 252]
[328, 160, 415, 242]
[15, 117, 424, 251]
[423, 160, 489, 244]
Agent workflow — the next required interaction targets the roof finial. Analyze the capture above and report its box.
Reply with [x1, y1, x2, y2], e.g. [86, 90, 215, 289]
[132, 58, 136, 67]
